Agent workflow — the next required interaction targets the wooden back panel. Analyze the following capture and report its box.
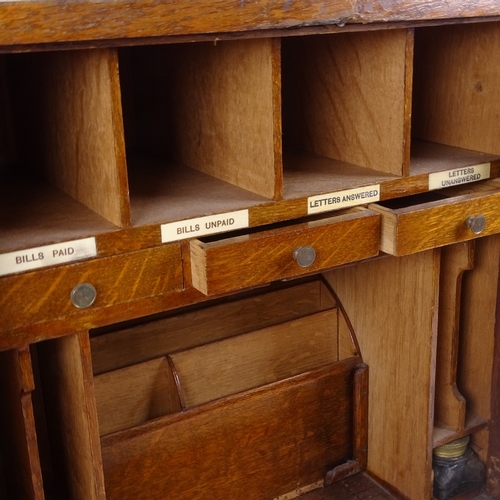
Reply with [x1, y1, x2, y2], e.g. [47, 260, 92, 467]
[413, 22, 500, 155]
[282, 29, 412, 176]
[90, 279, 332, 375]
[170, 309, 339, 408]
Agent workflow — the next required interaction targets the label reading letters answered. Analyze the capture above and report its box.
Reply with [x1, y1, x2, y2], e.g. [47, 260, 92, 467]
[161, 210, 249, 243]
[308, 185, 380, 215]
[0, 237, 97, 277]
[429, 163, 491, 190]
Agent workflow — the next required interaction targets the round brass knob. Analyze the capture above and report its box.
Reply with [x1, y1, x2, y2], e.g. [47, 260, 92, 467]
[466, 215, 486, 235]
[70, 283, 97, 309]
[293, 246, 316, 268]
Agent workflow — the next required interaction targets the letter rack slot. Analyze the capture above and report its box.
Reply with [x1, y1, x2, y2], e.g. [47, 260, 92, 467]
[189, 208, 380, 295]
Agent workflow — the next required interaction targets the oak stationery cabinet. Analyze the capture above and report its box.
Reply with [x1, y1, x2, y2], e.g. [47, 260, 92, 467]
[1, 2, 500, 500]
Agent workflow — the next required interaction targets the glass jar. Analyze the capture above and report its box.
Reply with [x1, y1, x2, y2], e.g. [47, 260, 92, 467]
[432, 435, 485, 500]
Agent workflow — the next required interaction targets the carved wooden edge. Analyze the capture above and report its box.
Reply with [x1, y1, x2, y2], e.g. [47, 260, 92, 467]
[1, 0, 500, 47]
[324, 362, 368, 486]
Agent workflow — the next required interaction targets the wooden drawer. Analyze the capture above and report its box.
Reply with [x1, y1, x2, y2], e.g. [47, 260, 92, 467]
[369, 179, 500, 256]
[189, 208, 380, 295]
[0, 244, 182, 331]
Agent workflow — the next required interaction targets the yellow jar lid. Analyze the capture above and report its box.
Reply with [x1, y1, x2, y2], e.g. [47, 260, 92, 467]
[434, 435, 470, 458]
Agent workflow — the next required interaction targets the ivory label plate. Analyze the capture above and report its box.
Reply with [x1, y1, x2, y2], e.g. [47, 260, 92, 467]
[0, 237, 97, 277]
[161, 210, 249, 243]
[308, 185, 380, 214]
[428, 163, 490, 190]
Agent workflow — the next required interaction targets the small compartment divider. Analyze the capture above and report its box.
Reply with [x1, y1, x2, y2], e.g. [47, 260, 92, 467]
[0, 347, 44, 500]
[36, 332, 106, 500]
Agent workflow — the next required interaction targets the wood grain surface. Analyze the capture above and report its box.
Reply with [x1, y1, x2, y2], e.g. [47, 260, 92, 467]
[1, 0, 500, 46]
[0, 348, 43, 500]
[191, 209, 380, 295]
[0, 244, 182, 332]
[326, 250, 440, 500]
[101, 358, 360, 500]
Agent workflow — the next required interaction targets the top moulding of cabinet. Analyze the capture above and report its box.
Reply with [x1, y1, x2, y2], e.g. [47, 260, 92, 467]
[411, 21, 500, 177]
[119, 39, 282, 227]
[0, 49, 130, 255]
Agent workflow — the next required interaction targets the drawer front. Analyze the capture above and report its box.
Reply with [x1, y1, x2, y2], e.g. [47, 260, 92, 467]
[370, 183, 500, 255]
[190, 209, 380, 295]
[0, 244, 182, 331]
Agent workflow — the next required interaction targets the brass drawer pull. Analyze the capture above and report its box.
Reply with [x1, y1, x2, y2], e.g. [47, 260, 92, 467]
[466, 215, 487, 235]
[70, 283, 97, 308]
[293, 246, 316, 268]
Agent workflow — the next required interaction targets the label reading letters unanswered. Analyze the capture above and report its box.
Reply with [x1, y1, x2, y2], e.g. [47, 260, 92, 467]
[308, 185, 380, 214]
[429, 163, 491, 190]
[0, 237, 97, 277]
[161, 210, 249, 243]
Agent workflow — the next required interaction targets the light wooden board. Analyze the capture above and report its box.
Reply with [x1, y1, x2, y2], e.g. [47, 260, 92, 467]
[170, 309, 339, 408]
[459, 234, 500, 462]
[434, 241, 473, 431]
[325, 250, 440, 500]
[281, 29, 411, 176]
[40, 49, 130, 228]
[36, 333, 106, 500]
[91, 280, 330, 375]
[121, 38, 279, 200]
[413, 22, 500, 156]
[94, 357, 181, 436]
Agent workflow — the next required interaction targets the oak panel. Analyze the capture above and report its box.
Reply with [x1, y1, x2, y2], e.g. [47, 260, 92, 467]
[370, 180, 500, 255]
[190, 209, 380, 295]
[0, 244, 182, 331]
[101, 359, 360, 500]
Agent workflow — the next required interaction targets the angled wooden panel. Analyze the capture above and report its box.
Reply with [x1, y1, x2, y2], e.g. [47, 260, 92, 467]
[101, 359, 360, 500]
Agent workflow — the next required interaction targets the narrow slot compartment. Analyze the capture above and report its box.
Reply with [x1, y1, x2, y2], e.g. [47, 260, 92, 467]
[0, 347, 44, 500]
[433, 235, 500, 458]
[281, 29, 412, 201]
[119, 38, 281, 227]
[411, 22, 500, 177]
[0, 49, 130, 257]
[94, 357, 181, 436]
[91, 278, 367, 500]
[35, 333, 105, 500]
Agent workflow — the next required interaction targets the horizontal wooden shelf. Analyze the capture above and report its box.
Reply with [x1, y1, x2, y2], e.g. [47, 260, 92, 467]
[433, 413, 489, 448]
[0, 173, 118, 255]
[128, 155, 268, 227]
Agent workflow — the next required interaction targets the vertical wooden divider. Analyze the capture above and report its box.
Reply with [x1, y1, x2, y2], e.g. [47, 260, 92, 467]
[0, 347, 45, 500]
[171, 38, 281, 200]
[37, 332, 106, 500]
[325, 249, 440, 500]
[434, 241, 474, 432]
[40, 48, 130, 228]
